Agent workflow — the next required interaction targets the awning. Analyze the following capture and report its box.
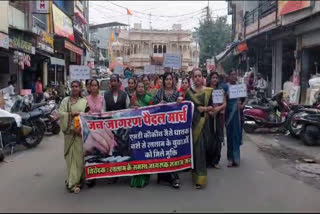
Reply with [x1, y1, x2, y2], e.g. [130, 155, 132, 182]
[50, 57, 65, 66]
[215, 41, 239, 63]
[74, 8, 87, 24]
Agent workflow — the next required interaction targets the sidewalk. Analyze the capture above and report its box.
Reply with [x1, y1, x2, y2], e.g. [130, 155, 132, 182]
[246, 132, 320, 162]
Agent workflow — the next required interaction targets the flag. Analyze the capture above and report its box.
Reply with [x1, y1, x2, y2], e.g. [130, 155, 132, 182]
[109, 31, 114, 44]
[127, 8, 133, 15]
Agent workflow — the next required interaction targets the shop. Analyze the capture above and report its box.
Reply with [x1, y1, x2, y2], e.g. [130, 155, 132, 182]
[0, 32, 14, 89]
[8, 28, 36, 92]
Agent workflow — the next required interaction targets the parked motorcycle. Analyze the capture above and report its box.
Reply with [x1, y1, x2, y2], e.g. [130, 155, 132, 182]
[243, 92, 291, 133]
[290, 110, 320, 146]
[39, 100, 60, 135]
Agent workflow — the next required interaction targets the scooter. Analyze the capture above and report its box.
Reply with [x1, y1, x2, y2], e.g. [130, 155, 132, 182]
[243, 92, 291, 133]
[39, 100, 60, 135]
[290, 110, 320, 146]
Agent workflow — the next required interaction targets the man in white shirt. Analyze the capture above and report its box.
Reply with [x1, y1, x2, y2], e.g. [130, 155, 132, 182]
[254, 73, 267, 98]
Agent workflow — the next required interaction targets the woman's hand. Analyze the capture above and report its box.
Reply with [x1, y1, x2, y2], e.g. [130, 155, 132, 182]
[74, 126, 82, 136]
[176, 96, 183, 104]
[83, 126, 117, 155]
[72, 112, 80, 117]
[207, 106, 213, 112]
[198, 106, 205, 113]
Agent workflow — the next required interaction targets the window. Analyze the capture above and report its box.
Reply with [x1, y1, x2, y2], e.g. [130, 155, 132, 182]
[154, 45, 157, 53]
[163, 45, 167, 53]
[134, 44, 137, 54]
[158, 45, 162, 54]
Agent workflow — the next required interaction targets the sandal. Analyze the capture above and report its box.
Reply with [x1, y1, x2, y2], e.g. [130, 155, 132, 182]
[212, 164, 221, 169]
[171, 178, 180, 189]
[71, 185, 81, 194]
[227, 161, 234, 168]
[195, 184, 203, 189]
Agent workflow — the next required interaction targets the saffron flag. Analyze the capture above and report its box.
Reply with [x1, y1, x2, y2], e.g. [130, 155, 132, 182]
[127, 8, 133, 15]
[109, 31, 114, 44]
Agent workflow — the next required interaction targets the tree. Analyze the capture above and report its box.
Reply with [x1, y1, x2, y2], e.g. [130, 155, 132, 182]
[195, 15, 232, 69]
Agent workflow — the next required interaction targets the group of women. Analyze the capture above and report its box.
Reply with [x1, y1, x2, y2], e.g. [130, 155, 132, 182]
[59, 69, 245, 193]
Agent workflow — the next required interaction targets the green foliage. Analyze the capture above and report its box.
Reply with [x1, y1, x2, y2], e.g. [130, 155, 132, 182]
[195, 16, 232, 67]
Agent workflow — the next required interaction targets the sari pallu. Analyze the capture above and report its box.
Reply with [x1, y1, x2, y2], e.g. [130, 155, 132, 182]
[59, 97, 88, 191]
[185, 87, 213, 187]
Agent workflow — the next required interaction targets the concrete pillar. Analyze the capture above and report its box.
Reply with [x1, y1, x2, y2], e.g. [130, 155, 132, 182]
[272, 40, 283, 95]
[43, 61, 48, 87]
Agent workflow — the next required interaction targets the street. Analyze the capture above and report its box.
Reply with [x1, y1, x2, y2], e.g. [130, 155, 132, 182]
[1, 133, 320, 212]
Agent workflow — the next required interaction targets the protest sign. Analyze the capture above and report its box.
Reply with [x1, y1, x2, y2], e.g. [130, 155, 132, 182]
[70, 65, 90, 81]
[114, 65, 124, 75]
[212, 89, 224, 104]
[229, 84, 247, 99]
[144, 65, 156, 75]
[163, 54, 182, 69]
[80, 102, 194, 180]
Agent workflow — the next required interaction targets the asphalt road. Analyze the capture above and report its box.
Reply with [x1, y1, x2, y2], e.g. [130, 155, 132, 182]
[0, 133, 320, 213]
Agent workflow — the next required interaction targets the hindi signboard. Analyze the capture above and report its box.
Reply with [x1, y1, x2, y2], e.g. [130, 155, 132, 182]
[144, 65, 156, 75]
[163, 54, 182, 69]
[79, 102, 194, 180]
[70, 65, 91, 81]
[228, 84, 247, 99]
[212, 89, 224, 104]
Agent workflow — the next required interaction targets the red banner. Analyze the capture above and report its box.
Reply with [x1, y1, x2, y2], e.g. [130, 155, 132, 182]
[278, 0, 311, 16]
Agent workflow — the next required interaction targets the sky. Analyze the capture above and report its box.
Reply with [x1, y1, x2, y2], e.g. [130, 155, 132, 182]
[89, 1, 230, 31]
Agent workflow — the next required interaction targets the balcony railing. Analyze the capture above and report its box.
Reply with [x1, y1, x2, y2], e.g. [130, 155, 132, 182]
[244, 0, 277, 26]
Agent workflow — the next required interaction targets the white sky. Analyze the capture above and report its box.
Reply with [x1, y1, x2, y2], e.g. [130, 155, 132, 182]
[89, 1, 230, 30]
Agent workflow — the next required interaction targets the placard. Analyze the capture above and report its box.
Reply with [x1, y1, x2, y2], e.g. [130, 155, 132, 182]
[70, 65, 91, 81]
[144, 65, 156, 74]
[228, 84, 247, 99]
[114, 65, 124, 75]
[212, 89, 224, 104]
[163, 54, 182, 69]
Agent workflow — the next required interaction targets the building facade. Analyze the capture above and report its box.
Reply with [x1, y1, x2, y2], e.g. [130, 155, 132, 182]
[113, 23, 199, 74]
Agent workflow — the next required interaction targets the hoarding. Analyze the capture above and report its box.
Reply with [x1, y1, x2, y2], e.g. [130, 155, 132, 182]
[52, 4, 75, 42]
[278, 0, 311, 16]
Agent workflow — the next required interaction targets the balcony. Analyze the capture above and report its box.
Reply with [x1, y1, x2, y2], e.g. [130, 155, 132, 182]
[244, 1, 277, 38]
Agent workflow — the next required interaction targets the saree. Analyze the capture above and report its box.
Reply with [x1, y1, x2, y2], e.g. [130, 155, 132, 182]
[185, 87, 213, 186]
[59, 97, 88, 191]
[130, 93, 153, 188]
[225, 95, 242, 165]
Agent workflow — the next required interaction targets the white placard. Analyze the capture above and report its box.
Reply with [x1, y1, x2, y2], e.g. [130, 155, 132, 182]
[35, 0, 49, 13]
[229, 84, 247, 99]
[70, 65, 91, 81]
[144, 65, 156, 74]
[289, 86, 300, 104]
[114, 65, 124, 75]
[163, 53, 182, 69]
[212, 89, 224, 104]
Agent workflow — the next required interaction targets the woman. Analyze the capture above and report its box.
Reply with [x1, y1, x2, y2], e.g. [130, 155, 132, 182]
[154, 77, 163, 90]
[86, 79, 105, 114]
[59, 80, 89, 193]
[142, 75, 157, 96]
[125, 77, 136, 100]
[152, 72, 183, 189]
[82, 79, 91, 97]
[185, 69, 213, 189]
[178, 77, 190, 100]
[206, 72, 226, 169]
[225, 71, 244, 167]
[130, 81, 153, 188]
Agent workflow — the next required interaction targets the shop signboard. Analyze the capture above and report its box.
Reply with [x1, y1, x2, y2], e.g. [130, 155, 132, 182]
[0, 32, 9, 49]
[65, 40, 83, 56]
[9, 30, 35, 55]
[52, 4, 75, 42]
[70, 65, 91, 81]
[278, 1, 311, 16]
[35, 0, 49, 14]
[37, 30, 54, 54]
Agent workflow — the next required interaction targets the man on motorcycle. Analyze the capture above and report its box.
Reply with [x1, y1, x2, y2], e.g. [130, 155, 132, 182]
[254, 73, 267, 99]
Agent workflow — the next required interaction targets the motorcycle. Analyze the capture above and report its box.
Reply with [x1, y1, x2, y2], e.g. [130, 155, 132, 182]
[0, 109, 45, 161]
[39, 100, 61, 135]
[290, 110, 320, 146]
[243, 92, 291, 133]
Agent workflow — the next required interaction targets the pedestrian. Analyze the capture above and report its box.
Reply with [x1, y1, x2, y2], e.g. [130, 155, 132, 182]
[185, 69, 213, 189]
[154, 75, 163, 90]
[254, 73, 267, 99]
[130, 80, 153, 188]
[206, 72, 226, 169]
[152, 72, 183, 189]
[125, 77, 136, 100]
[86, 79, 105, 114]
[142, 75, 157, 96]
[58, 81, 66, 98]
[35, 77, 43, 103]
[124, 67, 132, 79]
[225, 71, 244, 167]
[82, 79, 91, 97]
[59, 80, 89, 194]
[178, 77, 190, 100]
[103, 74, 130, 112]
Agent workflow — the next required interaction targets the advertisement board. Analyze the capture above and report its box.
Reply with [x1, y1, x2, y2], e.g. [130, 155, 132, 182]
[52, 4, 75, 42]
[278, 0, 311, 16]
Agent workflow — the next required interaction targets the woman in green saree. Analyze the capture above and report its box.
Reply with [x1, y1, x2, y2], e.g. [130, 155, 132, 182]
[59, 80, 88, 194]
[129, 81, 153, 188]
[185, 70, 213, 189]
